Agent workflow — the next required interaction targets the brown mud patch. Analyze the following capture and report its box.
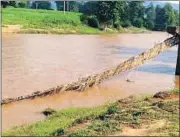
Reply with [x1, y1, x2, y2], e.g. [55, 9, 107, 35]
[116, 120, 166, 136]
[2, 25, 21, 33]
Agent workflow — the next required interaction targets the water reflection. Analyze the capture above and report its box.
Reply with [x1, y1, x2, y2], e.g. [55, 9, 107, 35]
[139, 64, 175, 75]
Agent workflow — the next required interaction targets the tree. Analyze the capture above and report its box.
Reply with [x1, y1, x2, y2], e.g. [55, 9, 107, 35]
[133, 18, 144, 28]
[144, 3, 156, 29]
[8, 1, 17, 7]
[128, 1, 145, 27]
[55, 1, 64, 11]
[174, 9, 179, 26]
[18, 1, 28, 8]
[95, 1, 127, 27]
[31, 1, 52, 10]
[1, 1, 9, 8]
[96, 1, 115, 25]
[56, 1, 80, 12]
[154, 5, 166, 30]
[68, 1, 80, 12]
[79, 1, 98, 15]
[164, 3, 176, 26]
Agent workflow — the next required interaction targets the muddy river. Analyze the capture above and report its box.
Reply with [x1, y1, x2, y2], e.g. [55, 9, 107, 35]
[2, 32, 179, 130]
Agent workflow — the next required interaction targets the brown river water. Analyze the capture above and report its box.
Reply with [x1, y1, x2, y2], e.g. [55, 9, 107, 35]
[2, 32, 179, 131]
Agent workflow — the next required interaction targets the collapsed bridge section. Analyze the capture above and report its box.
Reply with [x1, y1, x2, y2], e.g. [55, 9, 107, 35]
[1, 28, 179, 105]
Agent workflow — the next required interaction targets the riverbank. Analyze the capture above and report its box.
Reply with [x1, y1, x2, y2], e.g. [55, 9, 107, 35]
[3, 89, 179, 136]
[2, 25, 149, 34]
[2, 8, 149, 34]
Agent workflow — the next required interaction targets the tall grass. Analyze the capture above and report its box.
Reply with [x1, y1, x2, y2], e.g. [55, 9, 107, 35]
[2, 105, 109, 136]
[2, 8, 148, 34]
[2, 8, 82, 29]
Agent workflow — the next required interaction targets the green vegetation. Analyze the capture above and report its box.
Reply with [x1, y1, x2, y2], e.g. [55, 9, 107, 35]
[2, 8, 149, 34]
[2, 8, 102, 34]
[2, 105, 109, 136]
[2, 1, 179, 32]
[170, 88, 180, 94]
[3, 90, 179, 136]
[80, 1, 179, 31]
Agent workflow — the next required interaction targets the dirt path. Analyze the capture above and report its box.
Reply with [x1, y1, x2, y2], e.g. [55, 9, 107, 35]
[114, 120, 166, 136]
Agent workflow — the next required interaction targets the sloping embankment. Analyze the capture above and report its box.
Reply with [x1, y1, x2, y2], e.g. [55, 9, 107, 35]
[2, 35, 179, 105]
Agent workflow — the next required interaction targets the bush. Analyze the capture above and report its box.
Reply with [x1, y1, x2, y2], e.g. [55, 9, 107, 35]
[153, 24, 166, 31]
[144, 20, 154, 30]
[31, 1, 51, 10]
[52, 128, 64, 136]
[1, 1, 9, 8]
[113, 21, 121, 29]
[80, 14, 88, 24]
[121, 20, 131, 28]
[107, 104, 118, 114]
[8, 1, 17, 8]
[133, 19, 143, 28]
[18, 2, 27, 8]
[87, 16, 99, 28]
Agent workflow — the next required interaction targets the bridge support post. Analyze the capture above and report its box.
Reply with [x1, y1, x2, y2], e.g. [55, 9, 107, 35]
[175, 42, 180, 75]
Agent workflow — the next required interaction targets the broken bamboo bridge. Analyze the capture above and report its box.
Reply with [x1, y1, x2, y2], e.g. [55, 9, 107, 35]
[2, 27, 180, 105]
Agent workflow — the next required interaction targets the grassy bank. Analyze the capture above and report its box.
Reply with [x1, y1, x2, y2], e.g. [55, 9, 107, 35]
[2, 8, 149, 34]
[3, 89, 179, 136]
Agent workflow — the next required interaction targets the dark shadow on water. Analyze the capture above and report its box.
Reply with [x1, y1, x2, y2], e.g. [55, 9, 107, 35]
[109, 46, 177, 64]
[106, 46, 177, 75]
[139, 64, 175, 75]
[108, 46, 145, 58]
[152, 50, 177, 64]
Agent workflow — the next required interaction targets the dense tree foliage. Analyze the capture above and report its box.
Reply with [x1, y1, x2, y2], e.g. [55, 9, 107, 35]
[18, 1, 28, 8]
[55, 1, 64, 11]
[1, 1, 29, 8]
[1, 1, 179, 31]
[1, 0, 29, 8]
[80, 1, 179, 30]
[56, 1, 80, 12]
[144, 3, 156, 29]
[31, 1, 52, 10]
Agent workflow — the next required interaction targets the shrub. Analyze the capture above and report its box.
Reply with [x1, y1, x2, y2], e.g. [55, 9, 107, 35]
[87, 16, 99, 28]
[113, 21, 121, 29]
[52, 128, 64, 136]
[18, 2, 27, 8]
[153, 23, 167, 31]
[144, 20, 154, 30]
[80, 14, 88, 24]
[121, 20, 131, 28]
[107, 104, 118, 114]
[133, 19, 144, 28]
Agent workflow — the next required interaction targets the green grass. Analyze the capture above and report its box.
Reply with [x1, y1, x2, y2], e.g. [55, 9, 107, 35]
[67, 97, 179, 136]
[3, 92, 179, 136]
[2, 105, 109, 136]
[2, 7, 102, 34]
[2, 8, 82, 29]
[170, 88, 179, 94]
[2, 7, 149, 34]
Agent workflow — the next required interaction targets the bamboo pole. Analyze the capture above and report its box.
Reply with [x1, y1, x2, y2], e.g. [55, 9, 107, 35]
[64, 1, 65, 14]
